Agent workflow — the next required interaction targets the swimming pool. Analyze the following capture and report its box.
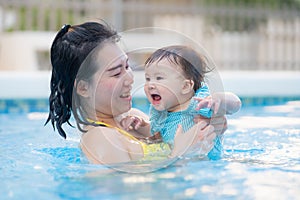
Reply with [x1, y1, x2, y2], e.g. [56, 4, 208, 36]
[1, 98, 300, 200]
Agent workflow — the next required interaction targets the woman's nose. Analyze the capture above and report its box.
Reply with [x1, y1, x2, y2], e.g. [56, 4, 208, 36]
[124, 70, 134, 86]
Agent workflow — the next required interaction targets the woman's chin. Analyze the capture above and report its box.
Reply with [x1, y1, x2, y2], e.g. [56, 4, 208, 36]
[117, 102, 132, 114]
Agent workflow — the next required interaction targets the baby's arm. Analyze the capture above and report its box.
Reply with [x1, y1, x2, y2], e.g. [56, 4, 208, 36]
[119, 115, 163, 143]
[195, 92, 241, 115]
[119, 115, 150, 133]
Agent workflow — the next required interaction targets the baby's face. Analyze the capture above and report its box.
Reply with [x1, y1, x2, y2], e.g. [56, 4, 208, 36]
[144, 58, 188, 112]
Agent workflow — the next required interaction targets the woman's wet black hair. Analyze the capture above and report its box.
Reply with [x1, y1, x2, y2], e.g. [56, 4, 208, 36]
[145, 45, 213, 92]
[45, 21, 120, 139]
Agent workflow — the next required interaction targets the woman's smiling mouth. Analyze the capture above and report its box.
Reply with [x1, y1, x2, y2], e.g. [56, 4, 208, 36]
[120, 92, 132, 100]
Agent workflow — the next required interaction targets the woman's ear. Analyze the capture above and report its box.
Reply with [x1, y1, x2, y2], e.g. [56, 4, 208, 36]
[76, 80, 90, 98]
[182, 79, 194, 94]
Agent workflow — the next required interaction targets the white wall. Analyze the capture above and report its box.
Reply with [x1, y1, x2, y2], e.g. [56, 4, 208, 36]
[0, 31, 55, 70]
[1, 70, 299, 99]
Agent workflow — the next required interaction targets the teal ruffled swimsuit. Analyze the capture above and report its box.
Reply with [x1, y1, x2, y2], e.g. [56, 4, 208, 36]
[149, 83, 223, 159]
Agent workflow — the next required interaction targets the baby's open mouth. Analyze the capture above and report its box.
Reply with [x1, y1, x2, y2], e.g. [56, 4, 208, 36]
[151, 94, 161, 101]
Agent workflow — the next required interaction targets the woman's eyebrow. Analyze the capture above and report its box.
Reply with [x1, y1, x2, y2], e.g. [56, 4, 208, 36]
[107, 58, 128, 71]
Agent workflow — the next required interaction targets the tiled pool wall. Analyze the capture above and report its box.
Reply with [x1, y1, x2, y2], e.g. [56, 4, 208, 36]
[1, 96, 300, 114]
[1, 70, 300, 113]
[0, 98, 49, 113]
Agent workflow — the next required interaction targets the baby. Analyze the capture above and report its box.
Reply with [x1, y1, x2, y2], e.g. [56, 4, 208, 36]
[120, 45, 241, 157]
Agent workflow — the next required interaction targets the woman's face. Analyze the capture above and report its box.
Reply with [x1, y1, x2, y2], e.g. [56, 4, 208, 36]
[87, 43, 134, 118]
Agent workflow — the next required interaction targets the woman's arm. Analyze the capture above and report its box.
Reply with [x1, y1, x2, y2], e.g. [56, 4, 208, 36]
[194, 115, 228, 136]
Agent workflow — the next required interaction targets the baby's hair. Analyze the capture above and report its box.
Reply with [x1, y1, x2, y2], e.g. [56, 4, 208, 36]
[145, 45, 213, 91]
[45, 21, 120, 138]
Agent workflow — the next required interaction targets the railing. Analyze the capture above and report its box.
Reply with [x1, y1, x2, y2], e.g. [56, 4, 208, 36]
[0, 0, 299, 71]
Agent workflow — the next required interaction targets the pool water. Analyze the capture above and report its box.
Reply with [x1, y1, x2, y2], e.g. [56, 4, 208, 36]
[1, 99, 300, 200]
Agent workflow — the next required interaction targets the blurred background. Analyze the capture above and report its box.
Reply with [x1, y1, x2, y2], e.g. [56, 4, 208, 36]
[0, 0, 299, 103]
[1, 2, 300, 199]
[0, 0, 299, 71]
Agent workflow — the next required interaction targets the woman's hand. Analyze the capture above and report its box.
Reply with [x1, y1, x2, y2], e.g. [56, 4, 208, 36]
[194, 115, 228, 136]
[194, 92, 241, 115]
[194, 95, 222, 115]
[170, 121, 216, 158]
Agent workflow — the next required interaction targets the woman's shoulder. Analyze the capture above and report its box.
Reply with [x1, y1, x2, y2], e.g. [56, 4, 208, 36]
[81, 125, 119, 139]
[80, 123, 143, 163]
[81, 124, 138, 144]
[80, 126, 128, 163]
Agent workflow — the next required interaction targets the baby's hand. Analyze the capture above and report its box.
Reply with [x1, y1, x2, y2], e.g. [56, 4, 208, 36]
[194, 95, 221, 115]
[119, 116, 146, 131]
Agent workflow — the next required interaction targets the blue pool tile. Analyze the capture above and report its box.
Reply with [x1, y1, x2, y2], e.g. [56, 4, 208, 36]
[1, 96, 300, 114]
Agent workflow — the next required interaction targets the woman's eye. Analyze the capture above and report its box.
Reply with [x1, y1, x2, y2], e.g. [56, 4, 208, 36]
[112, 72, 122, 77]
[113, 72, 121, 77]
[125, 64, 130, 70]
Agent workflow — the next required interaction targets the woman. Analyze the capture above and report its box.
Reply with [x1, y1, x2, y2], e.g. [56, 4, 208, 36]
[45, 21, 225, 167]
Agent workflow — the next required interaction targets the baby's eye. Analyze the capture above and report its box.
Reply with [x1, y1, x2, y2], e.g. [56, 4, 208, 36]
[156, 76, 164, 80]
[145, 77, 150, 82]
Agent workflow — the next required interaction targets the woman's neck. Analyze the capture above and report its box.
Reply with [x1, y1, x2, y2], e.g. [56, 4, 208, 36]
[94, 112, 123, 127]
